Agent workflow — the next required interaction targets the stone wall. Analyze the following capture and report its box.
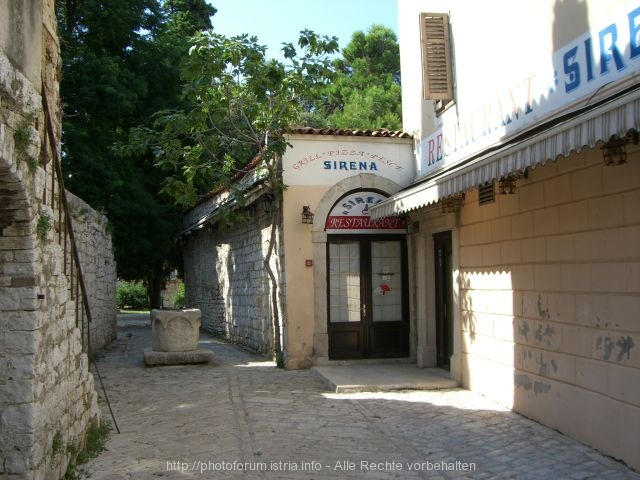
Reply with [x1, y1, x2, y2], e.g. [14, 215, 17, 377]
[183, 197, 285, 355]
[68, 192, 117, 351]
[0, 1, 110, 478]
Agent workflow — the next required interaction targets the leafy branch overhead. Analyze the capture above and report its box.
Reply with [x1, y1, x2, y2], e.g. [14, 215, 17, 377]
[129, 30, 339, 208]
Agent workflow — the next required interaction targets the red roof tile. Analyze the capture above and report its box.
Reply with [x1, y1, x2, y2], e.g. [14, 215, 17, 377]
[288, 126, 412, 138]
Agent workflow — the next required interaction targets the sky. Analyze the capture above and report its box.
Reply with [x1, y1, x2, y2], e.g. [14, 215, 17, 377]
[207, 0, 398, 58]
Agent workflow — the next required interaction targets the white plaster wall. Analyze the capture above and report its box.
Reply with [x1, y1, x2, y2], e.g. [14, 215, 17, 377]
[283, 174, 407, 368]
[280, 134, 414, 367]
[398, 0, 640, 176]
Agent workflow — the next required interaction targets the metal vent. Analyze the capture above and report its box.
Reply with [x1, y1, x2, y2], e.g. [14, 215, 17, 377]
[478, 182, 495, 206]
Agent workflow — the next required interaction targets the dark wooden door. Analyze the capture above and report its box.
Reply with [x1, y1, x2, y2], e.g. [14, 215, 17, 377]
[327, 236, 409, 359]
[434, 231, 453, 370]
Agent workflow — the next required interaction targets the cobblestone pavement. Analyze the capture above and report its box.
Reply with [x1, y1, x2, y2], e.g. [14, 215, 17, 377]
[85, 315, 640, 479]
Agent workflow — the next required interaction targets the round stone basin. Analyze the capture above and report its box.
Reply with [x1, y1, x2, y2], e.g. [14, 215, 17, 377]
[151, 308, 201, 352]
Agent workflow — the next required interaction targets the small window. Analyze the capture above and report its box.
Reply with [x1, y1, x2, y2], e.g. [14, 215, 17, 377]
[420, 13, 453, 105]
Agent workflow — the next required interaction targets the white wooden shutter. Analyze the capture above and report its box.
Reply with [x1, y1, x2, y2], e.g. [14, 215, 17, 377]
[420, 13, 453, 101]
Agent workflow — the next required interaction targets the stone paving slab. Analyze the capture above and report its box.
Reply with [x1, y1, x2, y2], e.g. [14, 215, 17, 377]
[84, 316, 640, 479]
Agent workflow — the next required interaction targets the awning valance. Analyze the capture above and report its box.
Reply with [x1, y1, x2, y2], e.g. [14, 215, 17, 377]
[371, 86, 640, 219]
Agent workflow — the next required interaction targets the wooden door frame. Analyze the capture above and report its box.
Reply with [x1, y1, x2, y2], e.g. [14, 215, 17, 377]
[433, 230, 453, 370]
[326, 234, 409, 359]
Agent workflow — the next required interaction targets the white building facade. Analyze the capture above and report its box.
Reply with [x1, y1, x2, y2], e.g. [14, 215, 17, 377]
[371, 0, 640, 470]
[182, 129, 415, 368]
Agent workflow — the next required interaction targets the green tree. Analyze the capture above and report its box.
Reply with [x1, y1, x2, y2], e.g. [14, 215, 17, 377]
[304, 24, 402, 130]
[57, 0, 215, 308]
[128, 30, 338, 363]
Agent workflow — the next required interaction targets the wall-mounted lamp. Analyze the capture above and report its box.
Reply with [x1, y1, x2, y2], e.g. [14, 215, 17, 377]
[498, 175, 517, 195]
[301, 205, 314, 224]
[441, 193, 465, 213]
[498, 168, 528, 195]
[602, 128, 639, 166]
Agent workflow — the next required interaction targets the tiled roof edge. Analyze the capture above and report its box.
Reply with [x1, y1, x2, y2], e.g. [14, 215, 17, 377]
[288, 126, 412, 138]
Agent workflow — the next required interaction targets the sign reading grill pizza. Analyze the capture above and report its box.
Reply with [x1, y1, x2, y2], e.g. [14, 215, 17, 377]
[325, 191, 407, 234]
[282, 138, 414, 187]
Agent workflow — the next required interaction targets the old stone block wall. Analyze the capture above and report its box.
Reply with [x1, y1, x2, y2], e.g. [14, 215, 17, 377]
[183, 197, 285, 356]
[454, 146, 640, 470]
[0, 1, 113, 478]
[68, 192, 117, 351]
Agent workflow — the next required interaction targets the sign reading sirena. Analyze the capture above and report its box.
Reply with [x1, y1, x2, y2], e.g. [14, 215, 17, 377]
[325, 191, 407, 233]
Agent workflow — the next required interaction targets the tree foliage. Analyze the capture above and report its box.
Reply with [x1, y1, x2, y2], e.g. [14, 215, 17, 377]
[304, 24, 402, 130]
[129, 30, 339, 206]
[57, 0, 215, 307]
[126, 30, 338, 363]
[57, 0, 398, 333]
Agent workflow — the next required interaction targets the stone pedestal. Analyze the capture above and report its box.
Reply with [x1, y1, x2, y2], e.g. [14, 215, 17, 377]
[144, 309, 213, 366]
[151, 308, 201, 352]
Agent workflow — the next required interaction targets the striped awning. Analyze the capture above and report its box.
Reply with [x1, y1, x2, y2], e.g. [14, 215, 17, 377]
[371, 86, 640, 219]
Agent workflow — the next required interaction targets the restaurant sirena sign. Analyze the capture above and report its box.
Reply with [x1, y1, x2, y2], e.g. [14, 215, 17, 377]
[325, 191, 407, 234]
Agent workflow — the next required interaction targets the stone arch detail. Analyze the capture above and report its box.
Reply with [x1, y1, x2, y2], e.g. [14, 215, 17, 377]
[0, 98, 44, 479]
[0, 165, 30, 229]
[310, 173, 403, 363]
[0, 161, 39, 341]
[311, 173, 403, 233]
[0, 3, 109, 474]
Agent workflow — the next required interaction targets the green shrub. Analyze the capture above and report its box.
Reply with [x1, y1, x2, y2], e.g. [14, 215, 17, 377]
[116, 280, 149, 310]
[64, 419, 111, 480]
[36, 212, 53, 241]
[172, 282, 186, 309]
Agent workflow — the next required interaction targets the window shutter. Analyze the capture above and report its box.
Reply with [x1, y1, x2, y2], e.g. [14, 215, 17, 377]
[420, 13, 453, 101]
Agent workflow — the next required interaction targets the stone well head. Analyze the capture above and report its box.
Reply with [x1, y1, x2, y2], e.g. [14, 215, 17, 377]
[151, 308, 201, 352]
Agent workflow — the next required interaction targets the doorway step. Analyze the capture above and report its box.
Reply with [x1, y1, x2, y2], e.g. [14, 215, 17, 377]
[312, 364, 458, 393]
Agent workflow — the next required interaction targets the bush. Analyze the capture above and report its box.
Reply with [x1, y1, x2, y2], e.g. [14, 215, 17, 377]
[172, 282, 186, 309]
[116, 280, 149, 310]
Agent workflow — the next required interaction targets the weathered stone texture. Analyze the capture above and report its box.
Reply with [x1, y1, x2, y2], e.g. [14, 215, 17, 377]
[183, 197, 285, 356]
[68, 192, 117, 351]
[150, 308, 201, 352]
[0, 1, 113, 478]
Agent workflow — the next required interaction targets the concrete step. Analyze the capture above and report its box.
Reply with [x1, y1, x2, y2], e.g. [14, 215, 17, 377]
[312, 364, 459, 393]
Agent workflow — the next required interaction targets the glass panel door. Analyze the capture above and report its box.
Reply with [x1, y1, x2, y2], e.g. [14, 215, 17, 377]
[328, 240, 364, 358]
[328, 241, 361, 323]
[371, 241, 402, 322]
[327, 236, 408, 359]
